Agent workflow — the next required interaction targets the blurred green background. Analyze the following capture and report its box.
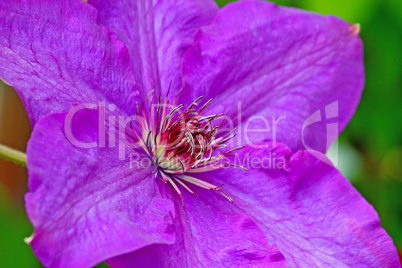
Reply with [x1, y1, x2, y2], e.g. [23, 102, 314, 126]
[0, 0, 401, 266]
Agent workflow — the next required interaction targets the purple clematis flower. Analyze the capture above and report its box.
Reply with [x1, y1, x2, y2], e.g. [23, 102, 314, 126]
[0, 0, 400, 267]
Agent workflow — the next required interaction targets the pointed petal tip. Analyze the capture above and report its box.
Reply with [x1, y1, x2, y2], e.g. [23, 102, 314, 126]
[350, 23, 361, 36]
[24, 234, 34, 245]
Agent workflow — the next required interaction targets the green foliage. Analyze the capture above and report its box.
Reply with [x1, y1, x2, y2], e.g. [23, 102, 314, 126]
[0, 188, 40, 267]
[302, 0, 378, 24]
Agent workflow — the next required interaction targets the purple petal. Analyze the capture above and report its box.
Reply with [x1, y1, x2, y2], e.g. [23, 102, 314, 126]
[202, 143, 399, 267]
[181, 0, 364, 152]
[26, 108, 175, 267]
[0, 0, 139, 126]
[88, 0, 218, 98]
[107, 185, 286, 267]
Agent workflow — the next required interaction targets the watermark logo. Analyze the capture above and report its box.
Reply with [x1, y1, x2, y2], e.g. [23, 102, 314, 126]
[302, 101, 339, 166]
[63, 100, 340, 169]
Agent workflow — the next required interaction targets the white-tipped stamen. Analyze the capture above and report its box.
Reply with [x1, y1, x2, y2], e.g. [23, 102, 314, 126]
[131, 90, 246, 204]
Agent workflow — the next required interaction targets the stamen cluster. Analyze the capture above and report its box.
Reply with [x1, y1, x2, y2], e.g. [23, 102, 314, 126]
[130, 87, 246, 203]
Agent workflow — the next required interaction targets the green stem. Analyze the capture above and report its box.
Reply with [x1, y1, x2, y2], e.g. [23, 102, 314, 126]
[0, 143, 27, 165]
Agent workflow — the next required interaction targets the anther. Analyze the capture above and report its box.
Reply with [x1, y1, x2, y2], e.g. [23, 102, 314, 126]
[130, 88, 247, 204]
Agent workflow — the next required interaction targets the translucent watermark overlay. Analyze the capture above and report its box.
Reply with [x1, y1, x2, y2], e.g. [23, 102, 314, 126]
[63, 100, 340, 169]
[128, 151, 287, 170]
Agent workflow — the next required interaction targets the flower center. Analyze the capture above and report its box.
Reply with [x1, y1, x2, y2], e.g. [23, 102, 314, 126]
[130, 87, 246, 203]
